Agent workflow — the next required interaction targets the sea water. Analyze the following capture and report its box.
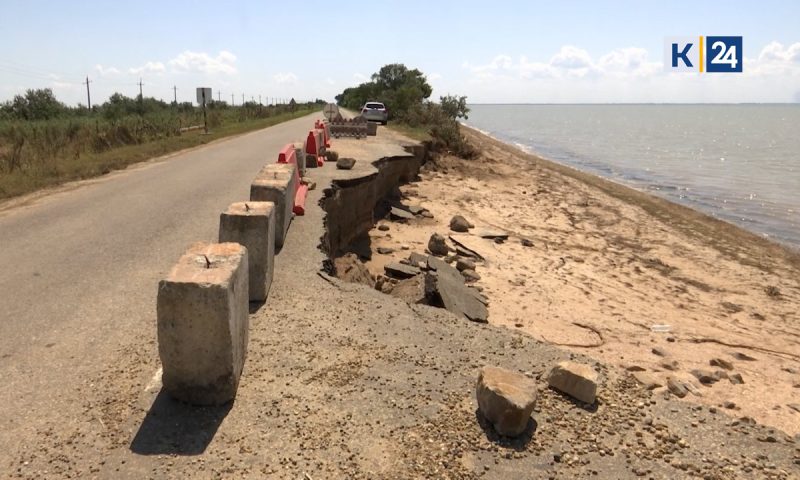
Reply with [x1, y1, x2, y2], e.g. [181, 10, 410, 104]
[464, 104, 800, 248]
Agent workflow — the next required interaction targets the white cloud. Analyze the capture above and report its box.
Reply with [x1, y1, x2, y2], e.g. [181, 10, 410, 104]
[461, 41, 800, 103]
[325, 77, 335, 85]
[128, 61, 166, 75]
[168, 50, 237, 75]
[353, 73, 368, 82]
[549, 45, 593, 70]
[428, 73, 442, 81]
[94, 64, 120, 77]
[273, 72, 298, 85]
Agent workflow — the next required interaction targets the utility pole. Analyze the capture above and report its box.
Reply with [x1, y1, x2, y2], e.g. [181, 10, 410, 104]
[217, 90, 221, 102]
[231, 93, 234, 106]
[83, 76, 92, 110]
[259, 94, 262, 105]
[242, 93, 245, 105]
[172, 85, 177, 104]
[138, 78, 144, 100]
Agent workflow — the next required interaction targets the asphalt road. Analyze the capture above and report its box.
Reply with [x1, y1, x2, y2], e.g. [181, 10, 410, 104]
[0, 113, 318, 459]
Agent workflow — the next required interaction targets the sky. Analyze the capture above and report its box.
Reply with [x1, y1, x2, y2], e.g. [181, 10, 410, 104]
[1, 0, 799, 106]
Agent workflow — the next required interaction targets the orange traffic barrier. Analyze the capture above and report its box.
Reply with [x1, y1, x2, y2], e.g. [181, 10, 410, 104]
[293, 183, 309, 215]
[276, 143, 307, 215]
[305, 130, 324, 167]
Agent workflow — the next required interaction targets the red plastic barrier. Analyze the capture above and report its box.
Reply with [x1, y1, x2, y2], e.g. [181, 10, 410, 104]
[275, 143, 306, 215]
[305, 130, 324, 166]
[293, 183, 309, 215]
[277, 143, 297, 165]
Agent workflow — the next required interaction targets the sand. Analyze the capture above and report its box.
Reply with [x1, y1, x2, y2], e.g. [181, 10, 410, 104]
[365, 126, 800, 436]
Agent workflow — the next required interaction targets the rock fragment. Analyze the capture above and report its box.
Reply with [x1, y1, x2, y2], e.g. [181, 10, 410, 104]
[336, 157, 356, 170]
[710, 358, 734, 370]
[384, 262, 421, 279]
[546, 361, 599, 404]
[461, 269, 481, 282]
[456, 257, 476, 272]
[428, 233, 450, 256]
[667, 377, 688, 398]
[390, 207, 415, 221]
[690, 369, 719, 385]
[632, 371, 663, 390]
[476, 366, 537, 437]
[449, 215, 474, 232]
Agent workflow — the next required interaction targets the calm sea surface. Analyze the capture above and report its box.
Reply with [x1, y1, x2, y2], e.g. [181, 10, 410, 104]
[464, 104, 800, 248]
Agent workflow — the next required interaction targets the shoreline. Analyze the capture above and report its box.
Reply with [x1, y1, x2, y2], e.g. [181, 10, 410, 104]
[459, 124, 800, 271]
[460, 119, 800, 252]
[363, 124, 800, 435]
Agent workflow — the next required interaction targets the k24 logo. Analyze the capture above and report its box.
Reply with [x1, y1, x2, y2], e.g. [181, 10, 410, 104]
[664, 36, 743, 73]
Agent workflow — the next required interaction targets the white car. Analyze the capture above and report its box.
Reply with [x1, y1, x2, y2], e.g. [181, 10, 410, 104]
[360, 102, 389, 124]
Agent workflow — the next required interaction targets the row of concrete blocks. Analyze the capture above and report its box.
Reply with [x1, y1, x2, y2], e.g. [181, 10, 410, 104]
[156, 160, 300, 406]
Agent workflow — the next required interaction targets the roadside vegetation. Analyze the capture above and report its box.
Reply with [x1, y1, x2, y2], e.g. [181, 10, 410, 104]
[335, 64, 477, 158]
[0, 89, 320, 200]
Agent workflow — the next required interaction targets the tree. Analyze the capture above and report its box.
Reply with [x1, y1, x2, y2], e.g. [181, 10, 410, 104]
[6, 88, 66, 120]
[439, 95, 470, 120]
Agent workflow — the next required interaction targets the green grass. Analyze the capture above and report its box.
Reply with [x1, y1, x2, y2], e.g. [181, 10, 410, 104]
[386, 122, 432, 142]
[0, 107, 315, 200]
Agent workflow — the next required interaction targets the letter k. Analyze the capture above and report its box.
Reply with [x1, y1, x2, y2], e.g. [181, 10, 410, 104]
[672, 43, 693, 68]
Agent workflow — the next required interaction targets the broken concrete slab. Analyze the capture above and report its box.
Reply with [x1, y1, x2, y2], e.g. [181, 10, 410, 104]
[157, 242, 249, 406]
[449, 234, 485, 260]
[250, 163, 297, 249]
[384, 262, 421, 279]
[424, 271, 488, 323]
[219, 201, 275, 302]
[390, 275, 426, 304]
[389, 207, 415, 221]
[476, 366, 537, 437]
[407, 252, 429, 268]
[476, 230, 509, 240]
[546, 361, 599, 404]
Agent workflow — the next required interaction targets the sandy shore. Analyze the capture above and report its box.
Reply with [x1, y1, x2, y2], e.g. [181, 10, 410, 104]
[366, 126, 800, 435]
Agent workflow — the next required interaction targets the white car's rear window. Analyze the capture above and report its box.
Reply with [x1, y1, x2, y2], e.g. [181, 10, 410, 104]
[365, 103, 385, 109]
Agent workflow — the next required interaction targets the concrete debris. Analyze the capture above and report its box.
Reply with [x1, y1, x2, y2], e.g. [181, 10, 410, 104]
[390, 207, 415, 221]
[384, 262, 421, 279]
[456, 257, 476, 272]
[334, 253, 375, 288]
[476, 366, 538, 437]
[546, 361, 599, 404]
[632, 371, 664, 390]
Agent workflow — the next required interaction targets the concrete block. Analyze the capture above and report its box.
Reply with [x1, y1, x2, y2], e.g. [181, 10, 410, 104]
[293, 142, 306, 177]
[250, 163, 297, 249]
[219, 201, 275, 302]
[157, 242, 249, 405]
